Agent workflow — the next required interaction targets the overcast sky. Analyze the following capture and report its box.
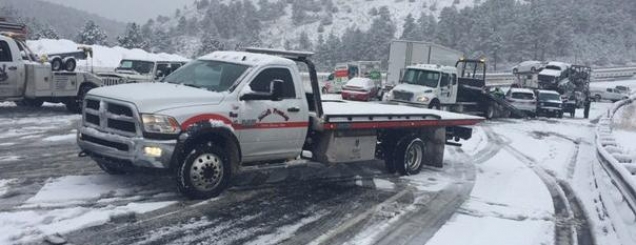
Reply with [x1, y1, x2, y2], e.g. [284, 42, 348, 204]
[40, 0, 196, 23]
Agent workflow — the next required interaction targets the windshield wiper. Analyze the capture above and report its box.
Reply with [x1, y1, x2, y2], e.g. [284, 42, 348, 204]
[181, 83, 202, 89]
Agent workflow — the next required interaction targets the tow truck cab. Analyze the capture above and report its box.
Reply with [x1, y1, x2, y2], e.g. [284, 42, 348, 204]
[0, 34, 102, 112]
[77, 48, 482, 199]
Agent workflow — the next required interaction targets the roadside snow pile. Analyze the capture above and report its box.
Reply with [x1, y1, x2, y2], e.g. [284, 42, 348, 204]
[595, 95, 636, 245]
[26, 39, 189, 72]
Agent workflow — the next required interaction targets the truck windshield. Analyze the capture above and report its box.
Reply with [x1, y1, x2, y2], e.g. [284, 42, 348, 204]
[117, 60, 156, 75]
[545, 65, 561, 71]
[162, 60, 249, 92]
[401, 69, 440, 88]
[539, 93, 561, 101]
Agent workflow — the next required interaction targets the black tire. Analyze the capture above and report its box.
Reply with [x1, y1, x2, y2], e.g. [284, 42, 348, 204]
[64, 58, 77, 72]
[16, 98, 44, 107]
[428, 100, 441, 110]
[395, 136, 426, 176]
[381, 138, 398, 174]
[177, 142, 232, 199]
[484, 105, 495, 119]
[512, 68, 518, 75]
[66, 84, 94, 113]
[558, 112, 563, 118]
[50, 57, 63, 71]
[594, 94, 601, 102]
[95, 160, 127, 175]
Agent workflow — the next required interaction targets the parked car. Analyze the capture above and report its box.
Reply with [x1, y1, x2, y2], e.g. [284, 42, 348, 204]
[590, 87, 629, 102]
[341, 77, 379, 101]
[536, 90, 563, 118]
[506, 88, 537, 116]
[615, 85, 631, 95]
[512, 61, 544, 74]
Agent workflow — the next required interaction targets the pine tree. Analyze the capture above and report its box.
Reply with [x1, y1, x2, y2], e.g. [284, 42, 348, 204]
[298, 31, 313, 50]
[197, 34, 225, 56]
[400, 14, 421, 40]
[291, 1, 307, 26]
[37, 26, 59, 40]
[117, 23, 148, 50]
[76, 20, 108, 45]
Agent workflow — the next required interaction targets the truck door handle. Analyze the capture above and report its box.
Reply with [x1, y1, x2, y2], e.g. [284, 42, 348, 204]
[8, 66, 17, 71]
[288, 107, 300, 112]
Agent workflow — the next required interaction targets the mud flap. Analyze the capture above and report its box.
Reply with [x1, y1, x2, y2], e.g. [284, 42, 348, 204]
[421, 127, 446, 168]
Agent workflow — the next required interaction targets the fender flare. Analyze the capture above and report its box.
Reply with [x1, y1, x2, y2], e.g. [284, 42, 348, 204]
[173, 121, 241, 171]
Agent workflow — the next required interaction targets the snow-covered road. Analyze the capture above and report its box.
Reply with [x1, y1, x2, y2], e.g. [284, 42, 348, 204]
[0, 96, 633, 245]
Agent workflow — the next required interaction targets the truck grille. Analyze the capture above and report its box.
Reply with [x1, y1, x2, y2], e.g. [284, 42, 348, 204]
[83, 98, 139, 137]
[101, 77, 125, 86]
[392, 91, 414, 101]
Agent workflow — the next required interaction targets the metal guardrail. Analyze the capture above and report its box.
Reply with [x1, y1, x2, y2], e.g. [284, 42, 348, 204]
[595, 94, 636, 244]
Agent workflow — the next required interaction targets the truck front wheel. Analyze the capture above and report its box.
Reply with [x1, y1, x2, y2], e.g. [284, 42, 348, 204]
[177, 142, 232, 199]
[395, 137, 426, 175]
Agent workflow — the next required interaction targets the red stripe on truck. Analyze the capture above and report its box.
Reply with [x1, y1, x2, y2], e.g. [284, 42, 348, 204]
[323, 119, 482, 130]
[181, 114, 309, 131]
[181, 114, 234, 130]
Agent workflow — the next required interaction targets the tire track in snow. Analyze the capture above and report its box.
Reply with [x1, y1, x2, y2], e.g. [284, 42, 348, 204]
[484, 126, 595, 245]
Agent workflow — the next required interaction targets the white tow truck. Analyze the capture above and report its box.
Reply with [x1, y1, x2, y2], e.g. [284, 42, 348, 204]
[0, 33, 102, 112]
[76, 48, 483, 199]
[98, 59, 187, 86]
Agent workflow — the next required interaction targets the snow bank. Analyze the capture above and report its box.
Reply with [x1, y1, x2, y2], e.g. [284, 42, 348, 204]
[26, 39, 189, 72]
[595, 94, 636, 245]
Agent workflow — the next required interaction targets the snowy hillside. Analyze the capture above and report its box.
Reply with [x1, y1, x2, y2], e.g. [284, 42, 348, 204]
[256, 0, 473, 47]
[159, 0, 472, 57]
[26, 39, 189, 72]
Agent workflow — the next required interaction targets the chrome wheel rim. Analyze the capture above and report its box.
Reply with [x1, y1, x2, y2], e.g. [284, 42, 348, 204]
[190, 153, 223, 192]
[404, 139, 423, 172]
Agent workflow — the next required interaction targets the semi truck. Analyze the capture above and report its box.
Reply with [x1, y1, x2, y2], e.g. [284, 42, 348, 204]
[76, 48, 483, 199]
[386, 40, 464, 89]
[385, 57, 525, 119]
[0, 33, 102, 112]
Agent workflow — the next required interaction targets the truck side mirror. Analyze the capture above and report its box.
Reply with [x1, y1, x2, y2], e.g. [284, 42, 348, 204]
[240, 80, 285, 101]
[270, 79, 284, 101]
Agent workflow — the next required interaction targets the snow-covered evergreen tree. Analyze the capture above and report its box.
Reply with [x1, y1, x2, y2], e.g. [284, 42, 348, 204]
[117, 23, 148, 50]
[76, 20, 108, 45]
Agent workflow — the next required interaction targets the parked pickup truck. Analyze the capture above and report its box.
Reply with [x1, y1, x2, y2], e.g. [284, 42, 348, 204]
[0, 33, 102, 112]
[77, 48, 483, 199]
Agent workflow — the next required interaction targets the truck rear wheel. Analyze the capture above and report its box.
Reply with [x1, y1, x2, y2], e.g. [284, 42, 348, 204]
[484, 105, 495, 119]
[50, 57, 63, 71]
[177, 142, 232, 199]
[66, 84, 94, 113]
[64, 58, 77, 72]
[395, 136, 426, 175]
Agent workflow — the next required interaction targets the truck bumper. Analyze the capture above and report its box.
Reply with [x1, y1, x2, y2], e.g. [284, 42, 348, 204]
[77, 127, 177, 169]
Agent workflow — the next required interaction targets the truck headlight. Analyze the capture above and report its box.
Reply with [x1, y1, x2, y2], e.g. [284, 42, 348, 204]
[416, 96, 430, 102]
[141, 114, 181, 134]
